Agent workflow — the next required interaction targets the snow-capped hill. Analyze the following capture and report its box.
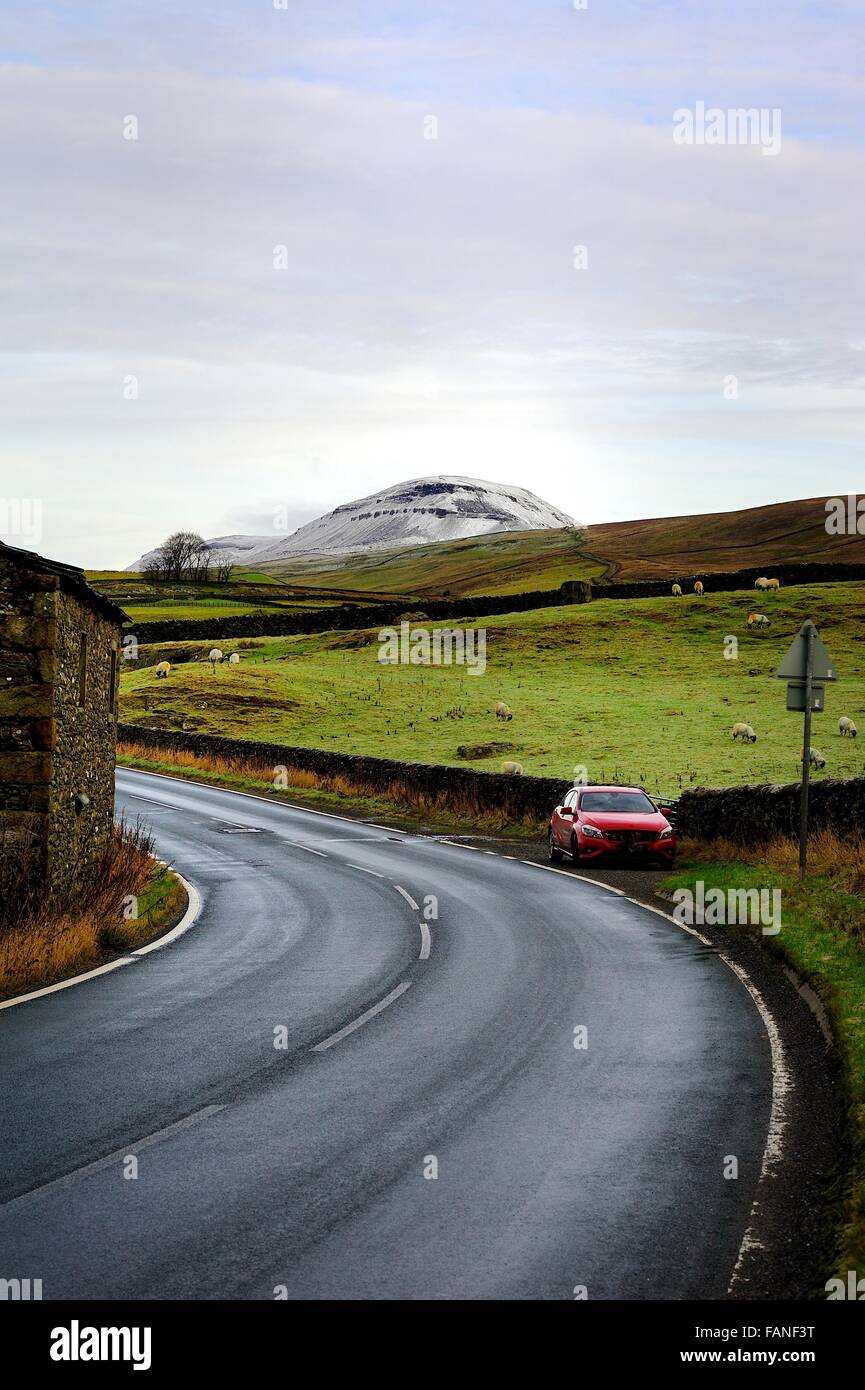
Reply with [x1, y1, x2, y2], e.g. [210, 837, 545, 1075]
[127, 476, 577, 569]
[255, 476, 576, 560]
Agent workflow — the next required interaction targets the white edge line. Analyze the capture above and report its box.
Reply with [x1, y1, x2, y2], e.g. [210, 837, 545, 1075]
[131, 871, 202, 957]
[346, 863, 385, 879]
[116, 764, 407, 834]
[0, 869, 203, 1012]
[519, 860, 627, 895]
[311, 981, 412, 1052]
[626, 895, 791, 1294]
[0, 956, 133, 1012]
[289, 843, 327, 857]
[516, 856, 791, 1296]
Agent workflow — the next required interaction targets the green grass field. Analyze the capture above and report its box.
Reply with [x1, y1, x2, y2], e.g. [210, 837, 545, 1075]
[86, 571, 351, 623]
[119, 580, 865, 792]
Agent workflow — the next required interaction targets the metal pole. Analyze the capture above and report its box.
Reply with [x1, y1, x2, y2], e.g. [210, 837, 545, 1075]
[799, 625, 814, 880]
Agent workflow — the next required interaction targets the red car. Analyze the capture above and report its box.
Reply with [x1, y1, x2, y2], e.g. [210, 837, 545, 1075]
[548, 785, 676, 866]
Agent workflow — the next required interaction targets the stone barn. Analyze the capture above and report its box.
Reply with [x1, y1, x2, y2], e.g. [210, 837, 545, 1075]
[0, 541, 127, 905]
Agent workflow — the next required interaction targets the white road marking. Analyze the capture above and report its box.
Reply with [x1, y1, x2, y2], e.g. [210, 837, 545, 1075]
[0, 1104, 225, 1213]
[0, 957, 134, 1013]
[346, 863, 385, 878]
[117, 766, 407, 834]
[131, 873, 202, 958]
[0, 871, 202, 1009]
[289, 843, 327, 857]
[625, 896, 792, 1295]
[519, 860, 627, 894]
[311, 982, 412, 1052]
[393, 885, 419, 911]
[393, 886, 430, 958]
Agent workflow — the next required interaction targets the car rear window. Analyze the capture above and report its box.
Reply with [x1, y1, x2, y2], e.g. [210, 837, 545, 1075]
[579, 792, 657, 814]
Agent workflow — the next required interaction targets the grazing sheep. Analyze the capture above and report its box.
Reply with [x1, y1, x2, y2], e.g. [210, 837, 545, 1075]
[495, 701, 513, 721]
[671, 583, 682, 597]
[839, 716, 858, 738]
[803, 747, 826, 769]
[228, 652, 240, 665]
[732, 722, 758, 743]
[500, 760, 523, 775]
[754, 576, 770, 591]
[747, 612, 770, 628]
[694, 580, 704, 596]
[208, 647, 224, 672]
[154, 661, 171, 679]
[766, 577, 780, 590]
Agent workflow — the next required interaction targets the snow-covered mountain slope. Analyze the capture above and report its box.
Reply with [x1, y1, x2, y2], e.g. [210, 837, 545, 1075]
[127, 476, 578, 569]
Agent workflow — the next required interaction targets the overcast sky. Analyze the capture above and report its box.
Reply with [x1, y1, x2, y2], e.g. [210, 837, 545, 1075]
[1, 1, 862, 567]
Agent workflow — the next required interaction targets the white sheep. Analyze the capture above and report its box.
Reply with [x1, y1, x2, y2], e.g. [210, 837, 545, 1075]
[754, 576, 770, 591]
[766, 577, 780, 590]
[154, 660, 171, 679]
[671, 583, 682, 597]
[694, 580, 705, 596]
[500, 760, 523, 775]
[747, 612, 770, 628]
[495, 701, 513, 721]
[839, 716, 858, 738]
[732, 722, 757, 743]
[208, 647, 224, 673]
[803, 747, 826, 769]
[228, 652, 240, 665]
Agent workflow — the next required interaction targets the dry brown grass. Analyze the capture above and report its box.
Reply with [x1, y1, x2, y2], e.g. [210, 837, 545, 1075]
[679, 828, 865, 898]
[117, 739, 545, 832]
[0, 818, 177, 1000]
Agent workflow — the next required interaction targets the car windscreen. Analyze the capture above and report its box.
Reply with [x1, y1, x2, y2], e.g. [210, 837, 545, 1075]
[579, 792, 657, 815]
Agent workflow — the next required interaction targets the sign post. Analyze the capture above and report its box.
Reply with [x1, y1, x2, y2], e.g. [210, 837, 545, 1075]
[774, 620, 839, 879]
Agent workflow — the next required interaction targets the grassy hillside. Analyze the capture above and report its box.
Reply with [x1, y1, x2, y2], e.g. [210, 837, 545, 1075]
[260, 527, 601, 598]
[119, 580, 865, 792]
[588, 495, 865, 581]
[106, 496, 865, 612]
[256, 494, 865, 594]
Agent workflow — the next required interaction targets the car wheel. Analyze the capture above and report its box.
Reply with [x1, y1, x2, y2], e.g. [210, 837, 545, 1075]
[548, 829, 563, 863]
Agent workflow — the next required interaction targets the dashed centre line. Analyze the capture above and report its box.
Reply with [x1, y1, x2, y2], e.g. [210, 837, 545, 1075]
[311, 982, 412, 1053]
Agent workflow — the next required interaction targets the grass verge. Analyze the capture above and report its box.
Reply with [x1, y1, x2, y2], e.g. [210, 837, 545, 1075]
[117, 740, 544, 839]
[662, 830, 865, 1284]
[0, 819, 187, 1002]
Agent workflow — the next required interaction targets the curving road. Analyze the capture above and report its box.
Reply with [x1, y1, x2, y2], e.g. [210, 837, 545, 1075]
[0, 769, 773, 1300]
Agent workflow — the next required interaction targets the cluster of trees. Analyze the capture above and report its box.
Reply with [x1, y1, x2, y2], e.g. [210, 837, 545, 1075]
[143, 532, 233, 584]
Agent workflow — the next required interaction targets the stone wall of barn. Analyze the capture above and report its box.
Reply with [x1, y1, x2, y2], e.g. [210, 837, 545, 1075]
[0, 555, 121, 906]
[48, 591, 120, 900]
[0, 555, 56, 897]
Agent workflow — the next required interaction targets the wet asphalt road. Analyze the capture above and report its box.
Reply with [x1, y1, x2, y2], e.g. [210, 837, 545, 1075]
[0, 768, 772, 1299]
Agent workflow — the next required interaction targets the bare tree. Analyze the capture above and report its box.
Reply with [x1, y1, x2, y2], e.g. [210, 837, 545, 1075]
[210, 550, 234, 584]
[145, 531, 209, 582]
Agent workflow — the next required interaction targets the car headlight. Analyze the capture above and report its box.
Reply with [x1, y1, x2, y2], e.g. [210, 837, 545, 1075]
[581, 824, 604, 839]
[659, 827, 673, 840]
